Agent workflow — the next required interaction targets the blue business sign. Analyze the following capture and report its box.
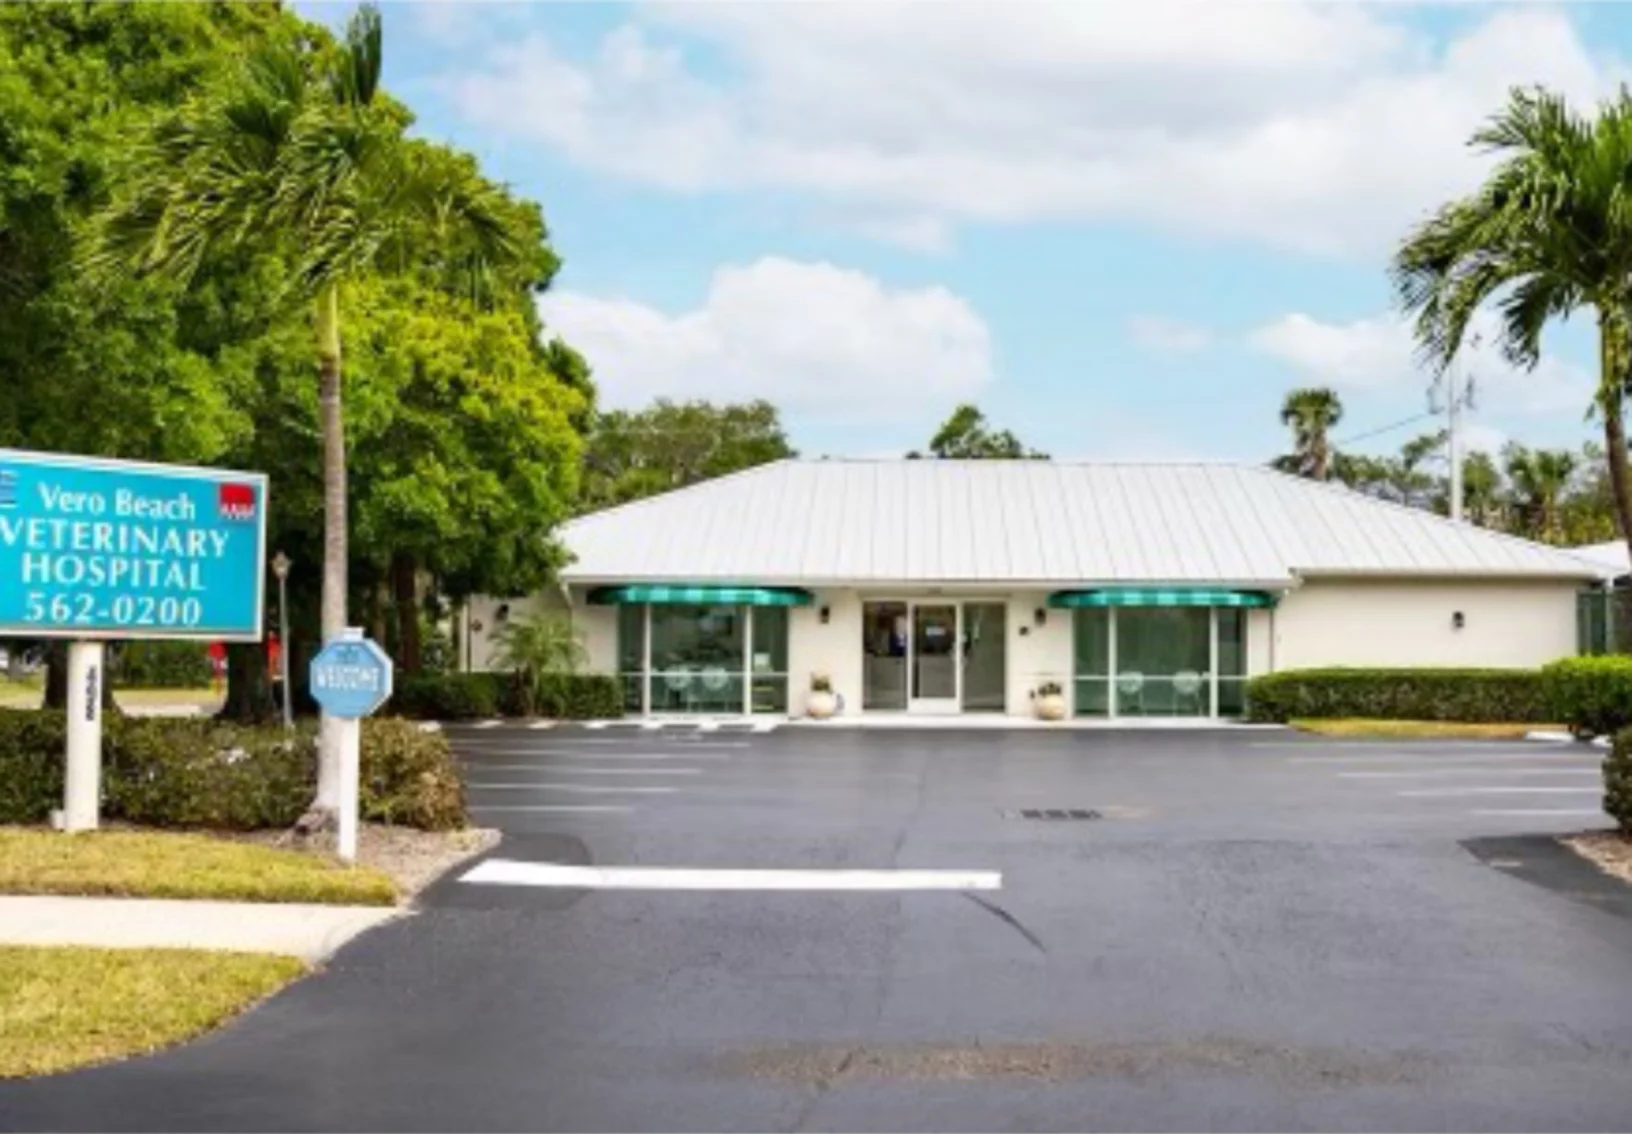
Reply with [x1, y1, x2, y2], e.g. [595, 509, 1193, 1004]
[309, 631, 394, 719]
[0, 448, 268, 641]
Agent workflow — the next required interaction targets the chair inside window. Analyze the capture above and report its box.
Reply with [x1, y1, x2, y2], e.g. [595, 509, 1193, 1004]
[1173, 669, 1205, 715]
[1115, 671, 1145, 715]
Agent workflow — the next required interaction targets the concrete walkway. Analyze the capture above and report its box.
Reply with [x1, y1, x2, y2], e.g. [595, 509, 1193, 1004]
[0, 896, 401, 962]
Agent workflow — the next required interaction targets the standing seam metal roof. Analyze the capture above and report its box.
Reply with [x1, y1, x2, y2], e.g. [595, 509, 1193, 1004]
[559, 459, 1603, 585]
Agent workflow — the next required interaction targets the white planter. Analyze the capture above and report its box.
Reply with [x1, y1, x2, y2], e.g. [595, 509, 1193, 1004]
[807, 690, 838, 719]
[1035, 693, 1067, 721]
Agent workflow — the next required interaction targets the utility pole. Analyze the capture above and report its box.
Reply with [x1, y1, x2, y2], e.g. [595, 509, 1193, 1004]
[1432, 334, 1478, 524]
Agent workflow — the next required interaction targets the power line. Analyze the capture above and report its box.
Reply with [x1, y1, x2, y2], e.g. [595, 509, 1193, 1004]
[1332, 411, 1437, 448]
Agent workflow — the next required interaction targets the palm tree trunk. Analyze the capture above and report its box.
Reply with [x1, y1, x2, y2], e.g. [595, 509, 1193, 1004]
[310, 282, 347, 820]
[1599, 315, 1632, 573]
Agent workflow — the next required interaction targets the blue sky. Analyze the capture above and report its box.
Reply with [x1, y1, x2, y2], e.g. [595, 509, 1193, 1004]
[302, 1, 1632, 465]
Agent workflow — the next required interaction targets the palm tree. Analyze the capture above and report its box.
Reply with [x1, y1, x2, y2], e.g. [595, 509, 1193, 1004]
[1393, 85, 1632, 563]
[1504, 444, 1578, 543]
[1460, 450, 1505, 528]
[1279, 387, 1344, 479]
[491, 613, 587, 715]
[92, 5, 523, 823]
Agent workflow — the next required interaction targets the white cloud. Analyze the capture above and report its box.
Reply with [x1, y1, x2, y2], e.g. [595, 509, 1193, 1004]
[1248, 310, 1593, 416]
[444, 4, 1623, 255]
[1127, 316, 1212, 353]
[538, 257, 993, 419]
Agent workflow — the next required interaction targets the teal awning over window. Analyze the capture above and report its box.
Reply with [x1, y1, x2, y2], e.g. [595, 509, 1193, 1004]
[1047, 588, 1276, 609]
[587, 584, 815, 607]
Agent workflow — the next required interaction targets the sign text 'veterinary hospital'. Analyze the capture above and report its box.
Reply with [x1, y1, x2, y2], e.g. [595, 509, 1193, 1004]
[0, 449, 267, 640]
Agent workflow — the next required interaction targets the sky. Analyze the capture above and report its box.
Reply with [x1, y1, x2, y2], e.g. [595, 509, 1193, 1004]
[298, 0, 1632, 465]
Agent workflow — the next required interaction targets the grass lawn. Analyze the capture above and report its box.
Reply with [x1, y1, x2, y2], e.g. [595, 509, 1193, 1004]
[0, 830, 397, 906]
[0, 684, 221, 711]
[0, 945, 304, 1078]
[1292, 718, 1557, 740]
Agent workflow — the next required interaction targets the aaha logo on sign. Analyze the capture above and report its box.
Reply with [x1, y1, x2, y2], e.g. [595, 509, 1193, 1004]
[0, 469, 16, 511]
[218, 483, 257, 522]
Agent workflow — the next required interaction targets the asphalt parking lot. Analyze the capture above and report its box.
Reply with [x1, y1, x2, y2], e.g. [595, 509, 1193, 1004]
[4, 725, 1632, 1132]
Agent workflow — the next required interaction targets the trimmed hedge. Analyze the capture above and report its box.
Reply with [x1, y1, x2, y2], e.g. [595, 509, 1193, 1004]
[387, 672, 622, 721]
[0, 710, 465, 831]
[1539, 657, 1632, 739]
[110, 641, 213, 689]
[1607, 729, 1632, 833]
[1245, 667, 1549, 724]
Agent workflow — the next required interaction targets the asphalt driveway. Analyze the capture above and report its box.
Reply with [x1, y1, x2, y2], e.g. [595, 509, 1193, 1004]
[4, 725, 1631, 1132]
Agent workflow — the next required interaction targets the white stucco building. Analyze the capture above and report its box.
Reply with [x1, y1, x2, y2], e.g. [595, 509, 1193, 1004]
[464, 459, 1601, 720]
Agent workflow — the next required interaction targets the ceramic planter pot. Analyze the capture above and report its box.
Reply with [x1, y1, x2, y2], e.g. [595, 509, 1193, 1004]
[807, 689, 838, 719]
[1035, 693, 1067, 721]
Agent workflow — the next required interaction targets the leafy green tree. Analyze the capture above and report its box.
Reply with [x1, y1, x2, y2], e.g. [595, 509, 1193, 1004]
[93, 4, 531, 821]
[581, 399, 795, 510]
[1461, 450, 1507, 528]
[1277, 388, 1344, 479]
[491, 613, 586, 710]
[1503, 443, 1578, 543]
[1393, 86, 1632, 569]
[912, 403, 1046, 459]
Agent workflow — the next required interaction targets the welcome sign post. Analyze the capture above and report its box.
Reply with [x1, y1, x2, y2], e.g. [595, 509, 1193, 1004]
[0, 449, 268, 832]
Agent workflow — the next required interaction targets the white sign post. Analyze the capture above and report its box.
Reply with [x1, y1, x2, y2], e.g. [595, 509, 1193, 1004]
[61, 641, 104, 832]
[308, 628, 394, 865]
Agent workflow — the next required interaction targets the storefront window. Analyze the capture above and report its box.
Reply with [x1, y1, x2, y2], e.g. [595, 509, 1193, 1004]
[1073, 608, 1110, 717]
[1216, 607, 1246, 717]
[649, 604, 746, 714]
[1115, 607, 1211, 716]
[617, 605, 645, 713]
[750, 606, 790, 714]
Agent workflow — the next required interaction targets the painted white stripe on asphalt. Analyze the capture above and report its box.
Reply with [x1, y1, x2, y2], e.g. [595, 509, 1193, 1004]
[505, 765, 703, 776]
[468, 805, 633, 814]
[465, 782, 679, 794]
[528, 721, 555, 730]
[1291, 753, 1597, 766]
[1470, 809, 1605, 817]
[1339, 768, 1600, 779]
[585, 721, 609, 730]
[475, 720, 503, 730]
[455, 751, 732, 761]
[460, 859, 1002, 891]
[1396, 786, 1600, 797]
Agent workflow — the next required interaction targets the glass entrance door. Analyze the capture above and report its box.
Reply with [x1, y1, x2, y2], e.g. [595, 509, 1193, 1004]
[910, 603, 959, 713]
[961, 602, 1006, 712]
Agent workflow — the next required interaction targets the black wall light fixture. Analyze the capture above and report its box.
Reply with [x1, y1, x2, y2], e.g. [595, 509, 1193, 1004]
[1452, 611, 1465, 630]
[819, 605, 831, 625]
[1034, 608, 1047, 628]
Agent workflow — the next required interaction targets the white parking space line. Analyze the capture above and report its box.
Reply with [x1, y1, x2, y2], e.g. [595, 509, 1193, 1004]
[1290, 753, 1598, 766]
[465, 782, 680, 794]
[1396, 786, 1600, 797]
[528, 721, 555, 730]
[1339, 768, 1600, 779]
[469, 804, 634, 814]
[474, 720, 503, 730]
[1470, 809, 1606, 817]
[461, 858, 1002, 891]
[454, 751, 733, 761]
[506, 765, 704, 776]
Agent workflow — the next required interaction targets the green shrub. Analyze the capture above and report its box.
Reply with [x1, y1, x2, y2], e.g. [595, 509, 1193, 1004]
[110, 641, 213, 689]
[106, 719, 312, 830]
[1540, 657, 1632, 738]
[1607, 730, 1632, 833]
[390, 673, 501, 720]
[360, 718, 466, 831]
[0, 710, 66, 824]
[390, 671, 622, 720]
[0, 710, 466, 831]
[1245, 667, 1549, 724]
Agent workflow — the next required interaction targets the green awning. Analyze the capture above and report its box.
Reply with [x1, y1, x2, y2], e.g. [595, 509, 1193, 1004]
[587, 584, 815, 607]
[1047, 588, 1276, 609]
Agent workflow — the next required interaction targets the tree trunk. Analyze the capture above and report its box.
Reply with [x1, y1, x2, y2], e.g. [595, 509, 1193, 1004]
[308, 282, 347, 827]
[1599, 314, 1632, 578]
[219, 642, 275, 724]
[392, 552, 422, 674]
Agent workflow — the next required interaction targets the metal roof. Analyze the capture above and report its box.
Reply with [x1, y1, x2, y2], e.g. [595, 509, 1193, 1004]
[1572, 540, 1629, 580]
[559, 459, 1604, 586]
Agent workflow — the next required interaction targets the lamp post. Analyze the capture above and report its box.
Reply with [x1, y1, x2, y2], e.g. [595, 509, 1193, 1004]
[271, 551, 293, 730]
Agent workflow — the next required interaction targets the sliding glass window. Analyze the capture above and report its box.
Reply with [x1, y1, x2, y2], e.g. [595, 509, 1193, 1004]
[1073, 606, 1251, 718]
[1072, 608, 1111, 717]
[616, 604, 791, 715]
